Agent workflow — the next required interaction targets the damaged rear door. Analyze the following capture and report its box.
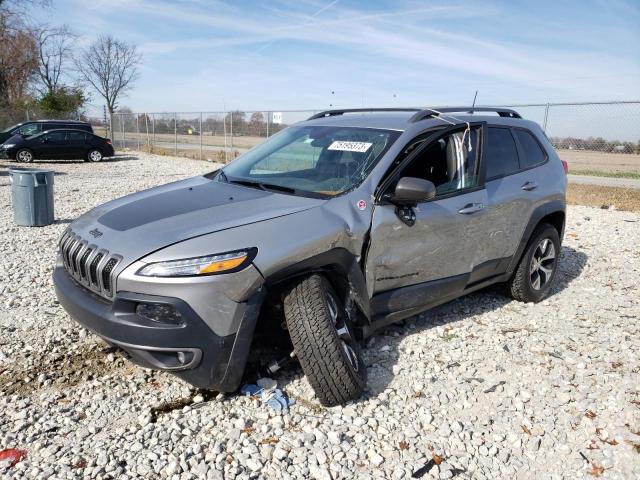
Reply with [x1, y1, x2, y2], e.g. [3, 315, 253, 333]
[365, 122, 489, 317]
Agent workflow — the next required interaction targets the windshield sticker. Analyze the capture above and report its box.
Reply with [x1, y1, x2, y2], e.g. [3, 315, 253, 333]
[328, 141, 372, 153]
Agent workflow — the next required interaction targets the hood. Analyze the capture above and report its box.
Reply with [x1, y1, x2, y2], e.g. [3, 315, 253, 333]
[68, 175, 324, 267]
[1, 134, 23, 145]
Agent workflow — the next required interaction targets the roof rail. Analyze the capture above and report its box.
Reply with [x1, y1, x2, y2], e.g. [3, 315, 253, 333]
[307, 108, 421, 121]
[409, 107, 522, 123]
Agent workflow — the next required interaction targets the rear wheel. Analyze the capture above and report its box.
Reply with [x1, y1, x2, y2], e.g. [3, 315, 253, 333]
[283, 274, 366, 406]
[507, 223, 560, 302]
[16, 149, 34, 163]
[87, 149, 103, 162]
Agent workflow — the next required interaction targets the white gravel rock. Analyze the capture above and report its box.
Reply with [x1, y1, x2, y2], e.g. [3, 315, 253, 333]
[0, 151, 639, 479]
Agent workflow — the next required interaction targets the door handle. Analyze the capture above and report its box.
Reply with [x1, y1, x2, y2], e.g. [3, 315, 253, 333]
[458, 202, 484, 214]
[521, 181, 538, 191]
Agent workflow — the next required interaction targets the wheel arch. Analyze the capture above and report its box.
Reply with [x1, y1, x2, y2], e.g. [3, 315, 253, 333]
[264, 248, 371, 324]
[507, 200, 566, 274]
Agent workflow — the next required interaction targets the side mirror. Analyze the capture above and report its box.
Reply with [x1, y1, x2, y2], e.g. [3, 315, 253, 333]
[392, 177, 436, 204]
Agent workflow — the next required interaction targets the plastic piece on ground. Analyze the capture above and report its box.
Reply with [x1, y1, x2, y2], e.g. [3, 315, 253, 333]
[240, 383, 295, 411]
[0, 449, 27, 467]
[240, 384, 262, 397]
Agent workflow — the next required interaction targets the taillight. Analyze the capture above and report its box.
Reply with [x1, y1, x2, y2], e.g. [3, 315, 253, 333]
[106, 139, 112, 145]
[561, 160, 569, 174]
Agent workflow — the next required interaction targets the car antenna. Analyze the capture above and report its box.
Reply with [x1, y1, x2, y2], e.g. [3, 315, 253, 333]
[471, 90, 478, 109]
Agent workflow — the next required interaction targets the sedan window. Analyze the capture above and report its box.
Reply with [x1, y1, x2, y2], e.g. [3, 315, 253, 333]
[69, 131, 89, 143]
[44, 131, 67, 142]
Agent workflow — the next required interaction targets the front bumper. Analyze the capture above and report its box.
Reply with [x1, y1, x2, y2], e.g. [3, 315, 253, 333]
[53, 266, 264, 391]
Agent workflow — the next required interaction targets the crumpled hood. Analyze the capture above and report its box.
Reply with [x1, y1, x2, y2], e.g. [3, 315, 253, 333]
[68, 175, 324, 267]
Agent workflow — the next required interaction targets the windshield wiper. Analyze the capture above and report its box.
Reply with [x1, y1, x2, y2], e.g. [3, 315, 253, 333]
[228, 178, 296, 194]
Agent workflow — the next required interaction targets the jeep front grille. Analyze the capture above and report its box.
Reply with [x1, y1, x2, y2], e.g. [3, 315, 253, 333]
[59, 230, 121, 299]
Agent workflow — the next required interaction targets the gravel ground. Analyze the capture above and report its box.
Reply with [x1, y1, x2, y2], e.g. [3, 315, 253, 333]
[1, 152, 639, 480]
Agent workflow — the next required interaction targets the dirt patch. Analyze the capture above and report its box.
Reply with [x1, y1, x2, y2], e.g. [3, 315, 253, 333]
[559, 149, 640, 174]
[567, 184, 640, 212]
[148, 390, 219, 422]
[0, 343, 131, 397]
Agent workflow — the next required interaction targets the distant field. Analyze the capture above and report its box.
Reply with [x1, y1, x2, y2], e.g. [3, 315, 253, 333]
[557, 149, 640, 174]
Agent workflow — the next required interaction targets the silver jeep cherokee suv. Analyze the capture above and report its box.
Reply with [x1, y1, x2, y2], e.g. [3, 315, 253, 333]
[54, 107, 567, 406]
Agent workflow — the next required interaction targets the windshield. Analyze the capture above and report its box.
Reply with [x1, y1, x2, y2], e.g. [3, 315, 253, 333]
[220, 126, 400, 197]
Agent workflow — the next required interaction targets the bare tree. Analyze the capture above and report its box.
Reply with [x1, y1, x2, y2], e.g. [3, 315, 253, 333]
[0, 13, 38, 105]
[75, 35, 141, 135]
[35, 25, 75, 94]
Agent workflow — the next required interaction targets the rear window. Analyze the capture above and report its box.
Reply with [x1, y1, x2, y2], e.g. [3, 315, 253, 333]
[514, 129, 547, 168]
[69, 131, 89, 142]
[485, 127, 519, 179]
[45, 131, 66, 141]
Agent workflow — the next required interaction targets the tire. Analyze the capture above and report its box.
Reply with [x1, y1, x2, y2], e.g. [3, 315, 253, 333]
[283, 274, 366, 406]
[507, 223, 560, 303]
[16, 149, 34, 163]
[87, 149, 103, 162]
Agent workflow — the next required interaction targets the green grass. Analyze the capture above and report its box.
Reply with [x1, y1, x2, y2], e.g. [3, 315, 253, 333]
[570, 169, 640, 180]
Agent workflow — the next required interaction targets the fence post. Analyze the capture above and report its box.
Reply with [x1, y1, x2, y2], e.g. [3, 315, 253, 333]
[145, 113, 150, 150]
[174, 113, 178, 155]
[199, 112, 203, 161]
[121, 114, 125, 149]
[136, 115, 140, 150]
[543, 103, 550, 132]
[230, 111, 233, 152]
[266, 111, 270, 137]
[152, 113, 156, 150]
[223, 110, 228, 164]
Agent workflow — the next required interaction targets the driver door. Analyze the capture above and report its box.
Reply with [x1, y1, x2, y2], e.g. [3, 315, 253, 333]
[365, 123, 490, 316]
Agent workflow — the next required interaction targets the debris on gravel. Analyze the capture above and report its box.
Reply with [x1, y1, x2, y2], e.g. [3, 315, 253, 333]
[1, 152, 639, 479]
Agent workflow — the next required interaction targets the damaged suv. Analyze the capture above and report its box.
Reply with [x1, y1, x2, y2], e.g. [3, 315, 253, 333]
[53, 107, 567, 406]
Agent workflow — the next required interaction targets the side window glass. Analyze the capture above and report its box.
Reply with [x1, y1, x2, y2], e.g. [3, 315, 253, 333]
[398, 127, 480, 196]
[485, 127, 519, 179]
[69, 131, 86, 143]
[17, 124, 41, 136]
[46, 131, 66, 142]
[514, 129, 547, 168]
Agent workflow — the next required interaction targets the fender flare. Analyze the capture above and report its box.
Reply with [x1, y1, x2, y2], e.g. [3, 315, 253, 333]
[264, 248, 371, 321]
[507, 199, 566, 274]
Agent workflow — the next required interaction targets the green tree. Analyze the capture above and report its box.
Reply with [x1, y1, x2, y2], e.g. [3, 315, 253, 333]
[37, 86, 85, 116]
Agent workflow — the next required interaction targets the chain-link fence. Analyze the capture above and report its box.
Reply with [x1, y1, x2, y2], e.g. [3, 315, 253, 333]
[2, 101, 638, 174]
[108, 110, 310, 163]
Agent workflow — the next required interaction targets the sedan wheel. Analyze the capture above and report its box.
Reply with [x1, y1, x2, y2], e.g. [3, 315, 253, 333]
[87, 149, 103, 162]
[16, 149, 34, 163]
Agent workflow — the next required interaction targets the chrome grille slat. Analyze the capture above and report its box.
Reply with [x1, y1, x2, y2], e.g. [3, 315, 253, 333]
[70, 241, 84, 274]
[89, 252, 105, 286]
[79, 247, 93, 280]
[58, 231, 121, 300]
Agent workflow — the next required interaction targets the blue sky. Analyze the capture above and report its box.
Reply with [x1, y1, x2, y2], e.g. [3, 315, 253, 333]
[33, 0, 640, 114]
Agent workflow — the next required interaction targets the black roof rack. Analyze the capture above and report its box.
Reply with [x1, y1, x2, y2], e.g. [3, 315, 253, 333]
[409, 107, 521, 122]
[307, 108, 421, 121]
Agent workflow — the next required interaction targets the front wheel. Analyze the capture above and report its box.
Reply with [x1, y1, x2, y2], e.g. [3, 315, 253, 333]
[87, 149, 103, 162]
[507, 223, 560, 302]
[283, 274, 366, 406]
[16, 149, 34, 163]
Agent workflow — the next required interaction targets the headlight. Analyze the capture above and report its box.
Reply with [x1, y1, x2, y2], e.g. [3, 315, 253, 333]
[136, 249, 256, 277]
[2, 144, 15, 148]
